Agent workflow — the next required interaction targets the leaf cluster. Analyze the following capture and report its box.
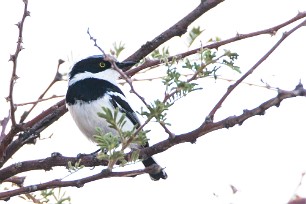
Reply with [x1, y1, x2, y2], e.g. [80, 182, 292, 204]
[110, 41, 125, 58]
[40, 188, 71, 204]
[142, 41, 240, 126]
[67, 159, 84, 173]
[94, 107, 148, 170]
[140, 100, 171, 125]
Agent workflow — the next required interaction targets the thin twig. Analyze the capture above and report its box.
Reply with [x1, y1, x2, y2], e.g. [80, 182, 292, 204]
[16, 95, 64, 106]
[19, 59, 65, 123]
[121, 74, 277, 90]
[7, 0, 29, 127]
[87, 28, 107, 56]
[205, 18, 306, 122]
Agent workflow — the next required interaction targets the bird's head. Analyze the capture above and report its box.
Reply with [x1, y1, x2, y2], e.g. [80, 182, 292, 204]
[68, 55, 136, 82]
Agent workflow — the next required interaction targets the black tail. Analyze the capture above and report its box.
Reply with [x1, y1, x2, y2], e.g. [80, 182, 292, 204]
[142, 157, 167, 181]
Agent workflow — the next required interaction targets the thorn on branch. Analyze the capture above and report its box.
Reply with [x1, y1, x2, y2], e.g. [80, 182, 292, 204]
[15, 22, 21, 29]
[76, 180, 84, 188]
[58, 59, 65, 66]
[9, 55, 16, 62]
[295, 81, 303, 90]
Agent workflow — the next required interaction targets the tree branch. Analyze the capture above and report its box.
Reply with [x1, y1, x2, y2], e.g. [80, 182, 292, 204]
[0, 100, 67, 167]
[19, 59, 65, 123]
[206, 18, 306, 121]
[126, 11, 306, 77]
[0, 165, 159, 201]
[136, 82, 306, 160]
[1, 83, 305, 186]
[124, 0, 224, 63]
[0, 153, 105, 182]
[2, 2, 306, 200]
[7, 0, 29, 128]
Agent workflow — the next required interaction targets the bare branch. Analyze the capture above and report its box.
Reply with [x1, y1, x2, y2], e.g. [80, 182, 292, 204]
[0, 165, 158, 200]
[16, 95, 64, 107]
[7, 0, 30, 127]
[87, 28, 107, 56]
[135, 82, 306, 160]
[0, 153, 104, 182]
[206, 18, 306, 121]
[0, 100, 67, 167]
[124, 0, 224, 63]
[19, 59, 65, 123]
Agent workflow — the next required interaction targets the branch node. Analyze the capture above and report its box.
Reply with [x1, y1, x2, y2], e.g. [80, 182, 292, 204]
[190, 139, 197, 144]
[27, 185, 38, 192]
[204, 115, 213, 123]
[258, 108, 266, 115]
[224, 116, 236, 129]
[76, 180, 84, 188]
[101, 168, 111, 176]
[51, 152, 62, 158]
[295, 81, 303, 91]
[14, 162, 22, 169]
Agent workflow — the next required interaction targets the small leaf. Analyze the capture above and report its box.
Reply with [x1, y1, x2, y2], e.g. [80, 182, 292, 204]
[130, 150, 140, 163]
[186, 26, 204, 47]
[112, 41, 125, 58]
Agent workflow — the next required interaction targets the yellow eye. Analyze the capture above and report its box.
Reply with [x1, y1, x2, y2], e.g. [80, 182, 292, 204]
[99, 62, 106, 68]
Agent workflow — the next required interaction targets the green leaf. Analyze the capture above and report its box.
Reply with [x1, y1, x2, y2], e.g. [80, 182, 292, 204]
[130, 150, 140, 163]
[186, 26, 204, 47]
[111, 41, 125, 58]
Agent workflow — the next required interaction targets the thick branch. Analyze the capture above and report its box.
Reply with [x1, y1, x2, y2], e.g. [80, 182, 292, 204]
[124, 0, 224, 63]
[0, 153, 105, 182]
[0, 100, 67, 167]
[137, 83, 306, 161]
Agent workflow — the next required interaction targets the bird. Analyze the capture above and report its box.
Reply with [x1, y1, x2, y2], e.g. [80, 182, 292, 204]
[65, 55, 167, 181]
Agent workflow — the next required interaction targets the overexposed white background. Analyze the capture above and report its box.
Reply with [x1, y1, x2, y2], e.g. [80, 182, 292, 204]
[1, 1, 306, 203]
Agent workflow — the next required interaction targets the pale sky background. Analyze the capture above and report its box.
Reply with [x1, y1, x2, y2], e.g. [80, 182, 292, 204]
[1, 0, 306, 204]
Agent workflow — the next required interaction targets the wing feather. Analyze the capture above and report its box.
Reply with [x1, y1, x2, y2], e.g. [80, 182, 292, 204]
[108, 92, 140, 128]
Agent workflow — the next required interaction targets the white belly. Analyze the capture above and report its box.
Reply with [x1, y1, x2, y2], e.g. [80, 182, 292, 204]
[67, 97, 134, 142]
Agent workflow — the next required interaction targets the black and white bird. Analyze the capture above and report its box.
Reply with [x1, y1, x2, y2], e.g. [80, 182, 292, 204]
[65, 55, 167, 181]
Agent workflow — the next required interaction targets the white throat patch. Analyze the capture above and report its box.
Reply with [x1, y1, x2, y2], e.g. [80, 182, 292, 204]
[69, 69, 120, 86]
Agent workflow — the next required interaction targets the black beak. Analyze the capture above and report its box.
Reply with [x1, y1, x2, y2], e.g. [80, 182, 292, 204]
[115, 61, 137, 70]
